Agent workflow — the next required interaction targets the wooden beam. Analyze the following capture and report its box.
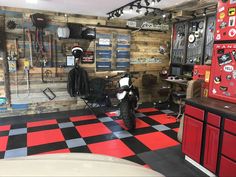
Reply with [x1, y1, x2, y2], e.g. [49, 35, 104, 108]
[0, 15, 11, 104]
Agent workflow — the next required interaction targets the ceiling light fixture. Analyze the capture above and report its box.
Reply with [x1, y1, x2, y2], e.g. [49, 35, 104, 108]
[203, 8, 206, 16]
[106, 0, 163, 19]
[144, 0, 150, 6]
[151, 0, 155, 6]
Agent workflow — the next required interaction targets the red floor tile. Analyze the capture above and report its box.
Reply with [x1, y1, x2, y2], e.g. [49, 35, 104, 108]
[135, 132, 179, 150]
[149, 114, 176, 124]
[0, 125, 11, 131]
[173, 128, 179, 133]
[106, 111, 118, 117]
[76, 123, 112, 138]
[70, 115, 97, 122]
[27, 129, 64, 147]
[0, 136, 8, 151]
[115, 118, 149, 130]
[27, 119, 57, 128]
[137, 108, 158, 113]
[39, 148, 70, 155]
[88, 139, 135, 158]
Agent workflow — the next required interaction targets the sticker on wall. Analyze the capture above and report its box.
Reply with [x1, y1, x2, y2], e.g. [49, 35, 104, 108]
[220, 86, 228, 91]
[214, 76, 221, 84]
[224, 65, 234, 72]
[223, 92, 231, 96]
[233, 70, 236, 79]
[220, 12, 225, 19]
[226, 75, 232, 80]
[219, 6, 225, 12]
[229, 16, 236, 27]
[212, 89, 217, 94]
[218, 53, 232, 65]
[229, 28, 236, 37]
[220, 22, 227, 29]
[228, 8, 236, 16]
[230, 0, 236, 4]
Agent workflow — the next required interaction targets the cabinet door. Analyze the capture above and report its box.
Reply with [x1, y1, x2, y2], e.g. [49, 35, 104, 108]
[203, 125, 220, 173]
[182, 115, 203, 163]
[219, 156, 236, 177]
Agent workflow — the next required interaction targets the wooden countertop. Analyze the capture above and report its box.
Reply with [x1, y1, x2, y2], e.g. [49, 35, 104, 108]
[185, 97, 236, 120]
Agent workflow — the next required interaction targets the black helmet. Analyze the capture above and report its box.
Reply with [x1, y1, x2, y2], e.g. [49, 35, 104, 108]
[71, 46, 83, 59]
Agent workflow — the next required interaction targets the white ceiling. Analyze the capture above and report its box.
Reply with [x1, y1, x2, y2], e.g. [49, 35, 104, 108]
[0, 0, 196, 19]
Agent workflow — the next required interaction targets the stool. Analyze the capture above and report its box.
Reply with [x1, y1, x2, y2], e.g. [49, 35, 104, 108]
[172, 91, 186, 121]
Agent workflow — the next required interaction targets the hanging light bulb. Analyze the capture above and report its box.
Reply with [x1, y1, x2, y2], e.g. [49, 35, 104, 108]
[129, 5, 133, 13]
[151, 0, 155, 6]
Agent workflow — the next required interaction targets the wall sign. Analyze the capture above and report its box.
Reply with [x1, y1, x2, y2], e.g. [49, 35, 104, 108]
[81, 51, 94, 64]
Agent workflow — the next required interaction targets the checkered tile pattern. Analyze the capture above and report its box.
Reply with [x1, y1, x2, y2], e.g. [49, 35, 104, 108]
[0, 108, 180, 166]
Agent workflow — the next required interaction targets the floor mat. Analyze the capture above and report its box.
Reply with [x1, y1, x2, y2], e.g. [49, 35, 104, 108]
[0, 107, 206, 176]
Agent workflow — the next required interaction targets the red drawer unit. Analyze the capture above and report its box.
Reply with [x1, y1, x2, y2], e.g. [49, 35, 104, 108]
[203, 125, 220, 173]
[185, 105, 205, 121]
[207, 113, 221, 128]
[222, 132, 236, 161]
[182, 115, 203, 163]
[219, 156, 236, 177]
[224, 119, 236, 134]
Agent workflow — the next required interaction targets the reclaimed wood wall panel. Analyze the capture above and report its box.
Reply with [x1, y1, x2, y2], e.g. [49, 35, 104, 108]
[0, 7, 171, 116]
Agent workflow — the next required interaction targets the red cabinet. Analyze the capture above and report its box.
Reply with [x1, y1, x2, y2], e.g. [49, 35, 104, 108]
[219, 156, 236, 177]
[182, 115, 203, 163]
[203, 125, 220, 173]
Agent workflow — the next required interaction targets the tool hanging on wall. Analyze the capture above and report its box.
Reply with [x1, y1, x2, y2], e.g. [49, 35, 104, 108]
[27, 29, 34, 67]
[54, 39, 58, 77]
[42, 87, 56, 100]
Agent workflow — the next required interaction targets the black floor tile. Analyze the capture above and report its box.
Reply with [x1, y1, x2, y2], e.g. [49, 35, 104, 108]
[124, 155, 146, 165]
[130, 127, 157, 136]
[162, 130, 179, 142]
[11, 123, 26, 129]
[61, 127, 81, 140]
[70, 146, 91, 153]
[56, 118, 71, 123]
[7, 134, 27, 150]
[73, 119, 100, 126]
[28, 124, 59, 133]
[0, 131, 9, 137]
[0, 152, 4, 159]
[103, 121, 124, 132]
[84, 133, 117, 144]
[144, 111, 164, 116]
[138, 117, 161, 126]
[95, 112, 108, 118]
[28, 142, 67, 155]
[121, 137, 150, 154]
[165, 122, 180, 129]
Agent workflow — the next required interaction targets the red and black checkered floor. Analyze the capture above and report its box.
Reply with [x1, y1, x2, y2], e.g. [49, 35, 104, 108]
[0, 107, 180, 167]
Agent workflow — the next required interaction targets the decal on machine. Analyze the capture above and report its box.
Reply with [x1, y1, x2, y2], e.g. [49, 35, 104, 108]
[230, 0, 236, 4]
[216, 34, 221, 40]
[233, 70, 236, 79]
[218, 53, 232, 65]
[220, 86, 228, 91]
[226, 74, 232, 80]
[214, 76, 222, 84]
[229, 28, 236, 37]
[228, 7, 236, 16]
[229, 16, 236, 27]
[212, 89, 217, 94]
[223, 92, 231, 96]
[220, 12, 226, 19]
[224, 65, 234, 72]
[220, 21, 227, 28]
[219, 6, 225, 12]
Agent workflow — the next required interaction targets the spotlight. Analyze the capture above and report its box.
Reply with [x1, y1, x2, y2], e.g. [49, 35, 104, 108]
[203, 8, 206, 16]
[129, 5, 133, 12]
[137, 2, 142, 9]
[144, 8, 149, 16]
[136, 9, 141, 14]
[115, 10, 121, 17]
[162, 14, 166, 18]
[151, 0, 155, 6]
[144, 0, 150, 6]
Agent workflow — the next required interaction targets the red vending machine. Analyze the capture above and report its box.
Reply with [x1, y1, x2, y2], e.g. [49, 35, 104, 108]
[209, 0, 236, 103]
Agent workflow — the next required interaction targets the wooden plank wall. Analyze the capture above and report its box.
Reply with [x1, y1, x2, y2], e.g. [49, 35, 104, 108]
[0, 7, 171, 117]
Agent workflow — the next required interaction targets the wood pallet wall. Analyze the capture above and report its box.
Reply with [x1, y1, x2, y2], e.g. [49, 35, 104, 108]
[0, 7, 171, 117]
